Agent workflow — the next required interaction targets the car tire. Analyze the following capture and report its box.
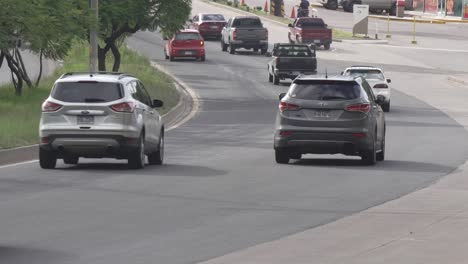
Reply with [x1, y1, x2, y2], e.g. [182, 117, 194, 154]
[290, 153, 302, 160]
[326, 0, 338, 10]
[164, 49, 169, 60]
[148, 130, 164, 165]
[268, 72, 273, 83]
[63, 156, 79, 165]
[200, 55, 206, 61]
[361, 136, 377, 165]
[288, 33, 294, 44]
[170, 55, 175, 62]
[324, 43, 331, 50]
[261, 48, 267, 55]
[273, 72, 280, 85]
[221, 39, 228, 52]
[377, 136, 385, 161]
[390, 3, 397, 15]
[253, 48, 259, 53]
[229, 44, 236, 54]
[382, 101, 390, 112]
[275, 150, 290, 164]
[39, 148, 57, 169]
[128, 135, 145, 169]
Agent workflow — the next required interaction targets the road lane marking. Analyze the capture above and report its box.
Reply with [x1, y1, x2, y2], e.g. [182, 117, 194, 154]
[0, 160, 38, 169]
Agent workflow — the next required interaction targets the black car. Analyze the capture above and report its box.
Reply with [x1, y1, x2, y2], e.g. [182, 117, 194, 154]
[267, 43, 317, 85]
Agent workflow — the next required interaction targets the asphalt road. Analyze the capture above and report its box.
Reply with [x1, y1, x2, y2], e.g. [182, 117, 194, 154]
[1, 1, 468, 264]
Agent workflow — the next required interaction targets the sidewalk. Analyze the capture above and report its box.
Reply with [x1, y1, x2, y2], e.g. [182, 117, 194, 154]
[198, 73, 468, 264]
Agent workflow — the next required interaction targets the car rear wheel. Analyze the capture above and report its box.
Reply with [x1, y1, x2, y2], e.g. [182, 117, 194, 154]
[326, 0, 338, 10]
[261, 48, 267, 55]
[268, 72, 273, 82]
[164, 49, 169, 60]
[170, 55, 175, 62]
[221, 40, 228, 52]
[324, 43, 331, 50]
[148, 131, 164, 165]
[229, 44, 236, 54]
[200, 55, 206, 61]
[273, 72, 280, 85]
[361, 136, 377, 165]
[63, 156, 79, 165]
[377, 136, 385, 161]
[275, 150, 290, 164]
[128, 135, 145, 169]
[382, 101, 390, 112]
[39, 148, 57, 169]
[290, 153, 302, 160]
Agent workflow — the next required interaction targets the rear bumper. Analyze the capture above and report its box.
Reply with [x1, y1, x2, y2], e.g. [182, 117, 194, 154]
[231, 40, 268, 49]
[40, 135, 139, 159]
[199, 30, 222, 38]
[301, 39, 332, 45]
[172, 48, 205, 57]
[274, 130, 373, 155]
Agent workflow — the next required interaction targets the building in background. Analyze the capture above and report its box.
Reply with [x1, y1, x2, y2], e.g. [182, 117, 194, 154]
[410, 0, 467, 17]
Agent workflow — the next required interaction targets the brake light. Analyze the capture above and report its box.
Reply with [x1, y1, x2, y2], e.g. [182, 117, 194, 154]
[200, 40, 204, 46]
[110, 102, 136, 113]
[373, 83, 388, 89]
[345, 103, 371, 113]
[352, 133, 366, 138]
[233, 29, 237, 40]
[42, 101, 62, 112]
[280, 131, 293, 136]
[279, 101, 300, 112]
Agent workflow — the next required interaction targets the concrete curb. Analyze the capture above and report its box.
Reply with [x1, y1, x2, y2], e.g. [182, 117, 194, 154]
[369, 15, 446, 24]
[0, 63, 199, 167]
[341, 39, 389, 44]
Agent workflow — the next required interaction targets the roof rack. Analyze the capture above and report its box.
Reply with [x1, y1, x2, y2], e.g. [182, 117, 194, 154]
[59, 72, 135, 79]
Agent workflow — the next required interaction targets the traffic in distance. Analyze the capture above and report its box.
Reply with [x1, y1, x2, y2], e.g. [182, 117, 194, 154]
[39, 12, 391, 168]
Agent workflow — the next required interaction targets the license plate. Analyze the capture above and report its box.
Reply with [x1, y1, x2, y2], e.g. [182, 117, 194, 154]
[184, 51, 194, 55]
[77, 115, 94, 124]
[314, 111, 330, 118]
[314, 40, 321, 43]
[210, 26, 218, 29]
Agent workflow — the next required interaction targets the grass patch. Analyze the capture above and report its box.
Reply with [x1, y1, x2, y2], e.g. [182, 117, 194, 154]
[0, 42, 179, 149]
[207, 0, 365, 40]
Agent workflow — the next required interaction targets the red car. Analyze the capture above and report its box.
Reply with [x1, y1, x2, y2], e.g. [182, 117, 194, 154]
[164, 30, 206, 61]
[288, 18, 332, 50]
[189, 13, 226, 40]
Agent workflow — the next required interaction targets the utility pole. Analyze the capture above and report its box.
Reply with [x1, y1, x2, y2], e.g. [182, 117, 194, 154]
[89, 0, 99, 72]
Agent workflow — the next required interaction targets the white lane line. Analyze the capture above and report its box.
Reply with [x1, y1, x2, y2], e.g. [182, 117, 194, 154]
[0, 160, 38, 169]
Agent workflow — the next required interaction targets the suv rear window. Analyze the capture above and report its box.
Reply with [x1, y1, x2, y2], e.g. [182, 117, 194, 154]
[52, 82, 123, 103]
[274, 45, 313, 57]
[233, 18, 262, 27]
[344, 69, 384, 80]
[289, 80, 363, 101]
[175, 33, 201, 40]
[202, 14, 225, 21]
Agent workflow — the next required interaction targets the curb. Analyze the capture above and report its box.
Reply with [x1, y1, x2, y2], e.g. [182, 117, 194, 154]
[369, 15, 446, 24]
[0, 63, 199, 167]
[341, 39, 389, 44]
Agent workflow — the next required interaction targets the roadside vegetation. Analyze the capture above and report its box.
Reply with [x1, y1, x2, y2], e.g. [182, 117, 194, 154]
[208, 0, 364, 40]
[0, 42, 179, 149]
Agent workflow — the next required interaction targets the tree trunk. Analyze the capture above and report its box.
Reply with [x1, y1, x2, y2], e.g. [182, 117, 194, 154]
[4, 52, 23, 96]
[98, 46, 106, 72]
[110, 43, 121, 72]
[14, 48, 33, 88]
[0, 51, 4, 69]
[35, 49, 44, 88]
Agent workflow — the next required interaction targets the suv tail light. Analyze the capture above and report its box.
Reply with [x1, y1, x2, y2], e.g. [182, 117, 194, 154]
[200, 40, 205, 46]
[232, 29, 237, 40]
[345, 103, 371, 113]
[279, 101, 300, 112]
[42, 101, 62, 112]
[373, 83, 388, 89]
[110, 102, 136, 113]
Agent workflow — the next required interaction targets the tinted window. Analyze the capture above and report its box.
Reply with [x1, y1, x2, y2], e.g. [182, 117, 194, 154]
[232, 18, 262, 27]
[52, 82, 123, 103]
[344, 69, 384, 80]
[289, 81, 364, 101]
[202, 14, 225, 21]
[136, 82, 152, 106]
[175, 33, 201, 40]
[274, 45, 312, 57]
[297, 19, 325, 28]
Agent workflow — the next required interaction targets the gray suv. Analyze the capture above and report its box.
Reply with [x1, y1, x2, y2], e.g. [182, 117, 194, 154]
[39, 72, 165, 169]
[274, 75, 386, 165]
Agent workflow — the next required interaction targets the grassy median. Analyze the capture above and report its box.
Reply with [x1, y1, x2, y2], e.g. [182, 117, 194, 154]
[0, 42, 179, 149]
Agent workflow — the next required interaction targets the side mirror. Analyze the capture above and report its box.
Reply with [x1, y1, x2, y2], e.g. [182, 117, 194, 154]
[279, 93, 287, 100]
[265, 51, 272, 57]
[152, 99, 164, 108]
[387, 79, 391, 83]
[375, 95, 385, 105]
[288, 23, 293, 27]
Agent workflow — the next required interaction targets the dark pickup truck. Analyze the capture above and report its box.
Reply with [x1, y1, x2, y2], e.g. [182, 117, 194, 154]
[288, 17, 332, 50]
[267, 43, 317, 85]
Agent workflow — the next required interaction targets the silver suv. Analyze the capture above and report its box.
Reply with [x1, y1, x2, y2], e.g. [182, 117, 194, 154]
[274, 75, 386, 165]
[39, 72, 165, 169]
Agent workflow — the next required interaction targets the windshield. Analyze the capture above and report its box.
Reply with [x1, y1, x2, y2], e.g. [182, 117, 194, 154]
[289, 81, 364, 100]
[297, 19, 325, 28]
[52, 82, 123, 103]
[202, 14, 225, 21]
[274, 45, 313, 57]
[232, 18, 262, 27]
[175, 33, 201, 40]
[345, 69, 385, 80]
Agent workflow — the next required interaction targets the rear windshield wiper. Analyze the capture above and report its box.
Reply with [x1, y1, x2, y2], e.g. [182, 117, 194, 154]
[320, 96, 348, 100]
[84, 98, 106, 103]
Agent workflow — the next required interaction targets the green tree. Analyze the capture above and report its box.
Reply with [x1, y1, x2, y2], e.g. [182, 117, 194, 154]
[97, 0, 191, 72]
